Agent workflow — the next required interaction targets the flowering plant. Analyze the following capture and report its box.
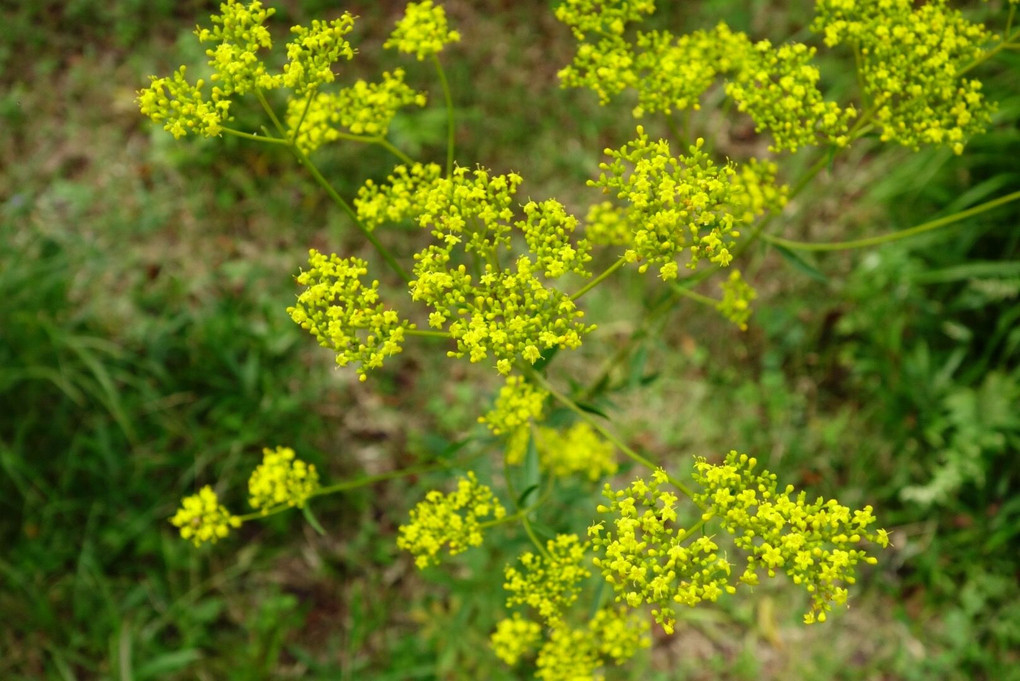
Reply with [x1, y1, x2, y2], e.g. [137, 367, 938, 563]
[142, 0, 1019, 677]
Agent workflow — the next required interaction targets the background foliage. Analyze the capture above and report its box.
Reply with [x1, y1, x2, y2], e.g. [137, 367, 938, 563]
[1, 0, 1017, 679]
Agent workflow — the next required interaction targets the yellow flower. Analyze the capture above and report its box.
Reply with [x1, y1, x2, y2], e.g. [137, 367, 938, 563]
[535, 421, 618, 481]
[593, 129, 741, 279]
[504, 534, 591, 624]
[479, 376, 548, 438]
[248, 446, 320, 513]
[287, 250, 415, 381]
[170, 485, 241, 547]
[490, 613, 542, 665]
[384, 1, 461, 61]
[716, 270, 757, 331]
[397, 472, 506, 568]
[693, 450, 889, 624]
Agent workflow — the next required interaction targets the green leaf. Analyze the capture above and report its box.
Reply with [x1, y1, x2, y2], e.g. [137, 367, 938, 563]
[520, 430, 541, 507]
[910, 260, 1020, 284]
[301, 505, 326, 535]
[773, 244, 828, 282]
[516, 484, 540, 508]
[532, 346, 560, 372]
[575, 401, 610, 419]
[134, 649, 203, 680]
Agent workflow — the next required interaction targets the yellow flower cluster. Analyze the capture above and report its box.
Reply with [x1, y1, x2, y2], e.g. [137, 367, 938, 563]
[725, 40, 856, 152]
[137, 1, 359, 140]
[504, 534, 591, 624]
[716, 270, 757, 331]
[479, 375, 548, 436]
[287, 249, 414, 382]
[559, 22, 751, 116]
[248, 446, 320, 513]
[490, 613, 543, 665]
[518, 200, 593, 279]
[397, 472, 506, 568]
[491, 606, 650, 679]
[554, 0, 655, 41]
[559, 0, 998, 154]
[195, 0, 276, 98]
[286, 70, 427, 153]
[426, 253, 593, 374]
[557, 2, 853, 149]
[170, 485, 242, 547]
[729, 157, 788, 225]
[584, 201, 632, 247]
[138, 67, 231, 139]
[357, 164, 595, 375]
[593, 128, 740, 279]
[275, 16, 356, 94]
[384, 1, 461, 61]
[590, 468, 736, 634]
[535, 421, 618, 481]
[693, 451, 890, 624]
[812, 0, 994, 153]
[557, 35, 637, 105]
[355, 162, 445, 230]
[586, 155, 785, 251]
[629, 24, 751, 117]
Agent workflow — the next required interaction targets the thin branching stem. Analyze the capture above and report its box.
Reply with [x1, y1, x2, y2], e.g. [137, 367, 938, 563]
[522, 365, 700, 502]
[432, 54, 456, 177]
[255, 89, 412, 283]
[761, 189, 1020, 251]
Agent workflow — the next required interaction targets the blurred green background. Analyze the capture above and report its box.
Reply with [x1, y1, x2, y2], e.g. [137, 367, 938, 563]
[1, 0, 1018, 679]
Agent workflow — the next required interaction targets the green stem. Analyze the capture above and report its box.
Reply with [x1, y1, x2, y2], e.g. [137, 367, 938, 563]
[958, 21, 1020, 77]
[300, 154, 412, 282]
[761, 189, 1020, 252]
[575, 103, 871, 402]
[677, 512, 713, 543]
[236, 463, 442, 522]
[673, 286, 718, 308]
[522, 516, 552, 559]
[577, 289, 675, 402]
[432, 54, 456, 177]
[522, 365, 699, 502]
[291, 88, 317, 145]
[376, 138, 416, 166]
[220, 127, 290, 145]
[570, 258, 626, 301]
[331, 132, 416, 165]
[405, 329, 451, 338]
[255, 89, 412, 283]
[255, 89, 288, 137]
